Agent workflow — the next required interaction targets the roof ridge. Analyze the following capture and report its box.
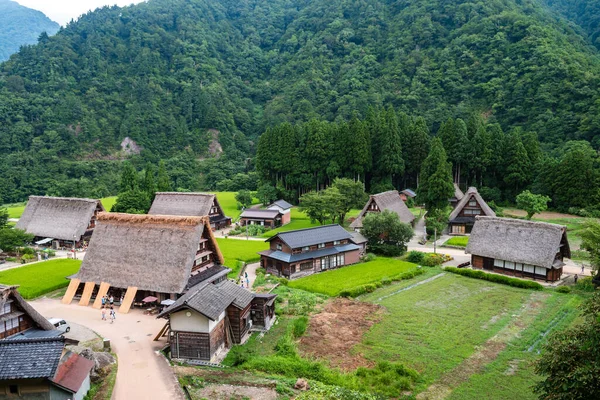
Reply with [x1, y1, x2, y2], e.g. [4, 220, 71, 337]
[98, 212, 206, 226]
[29, 196, 100, 203]
[373, 190, 399, 197]
[0, 336, 64, 344]
[476, 216, 566, 230]
[154, 192, 214, 196]
[277, 224, 342, 235]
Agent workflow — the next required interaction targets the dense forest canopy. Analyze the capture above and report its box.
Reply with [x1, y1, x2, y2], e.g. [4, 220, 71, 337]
[0, 0, 59, 61]
[542, 0, 600, 49]
[0, 0, 599, 207]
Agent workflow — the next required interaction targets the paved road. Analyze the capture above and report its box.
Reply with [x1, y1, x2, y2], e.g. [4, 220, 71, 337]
[31, 298, 184, 400]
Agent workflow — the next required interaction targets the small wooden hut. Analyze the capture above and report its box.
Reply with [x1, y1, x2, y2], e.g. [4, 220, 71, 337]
[250, 294, 277, 330]
[148, 192, 231, 230]
[350, 190, 415, 230]
[62, 213, 224, 313]
[466, 216, 571, 282]
[16, 196, 104, 248]
[447, 187, 495, 235]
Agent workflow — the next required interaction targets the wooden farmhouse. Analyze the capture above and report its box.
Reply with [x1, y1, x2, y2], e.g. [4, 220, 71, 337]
[148, 192, 232, 230]
[466, 217, 571, 282]
[267, 200, 293, 224]
[0, 337, 94, 400]
[157, 280, 277, 362]
[0, 285, 56, 340]
[239, 209, 283, 228]
[447, 187, 495, 235]
[350, 190, 415, 230]
[62, 213, 225, 313]
[16, 196, 104, 248]
[259, 225, 363, 279]
[400, 189, 416, 202]
[449, 183, 465, 208]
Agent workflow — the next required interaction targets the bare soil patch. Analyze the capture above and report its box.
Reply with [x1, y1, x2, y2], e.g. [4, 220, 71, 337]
[298, 298, 384, 371]
[503, 209, 579, 220]
[191, 384, 277, 400]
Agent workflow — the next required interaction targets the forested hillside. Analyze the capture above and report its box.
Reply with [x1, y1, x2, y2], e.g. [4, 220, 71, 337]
[1, 0, 600, 205]
[542, 0, 600, 49]
[0, 0, 59, 61]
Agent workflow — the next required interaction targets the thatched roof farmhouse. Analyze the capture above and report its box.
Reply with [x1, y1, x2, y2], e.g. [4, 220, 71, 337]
[466, 216, 571, 282]
[350, 190, 415, 230]
[16, 196, 104, 245]
[1, 284, 56, 339]
[448, 187, 495, 235]
[64, 213, 225, 311]
[148, 192, 231, 229]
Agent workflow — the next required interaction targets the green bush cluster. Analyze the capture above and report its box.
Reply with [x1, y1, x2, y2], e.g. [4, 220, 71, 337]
[407, 251, 451, 266]
[274, 286, 327, 316]
[575, 277, 596, 292]
[339, 268, 425, 298]
[445, 267, 544, 290]
[229, 224, 269, 237]
[556, 286, 571, 294]
[407, 251, 425, 263]
[295, 382, 381, 400]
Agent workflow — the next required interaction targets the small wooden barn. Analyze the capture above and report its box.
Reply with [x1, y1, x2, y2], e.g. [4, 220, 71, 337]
[239, 209, 283, 228]
[16, 196, 104, 248]
[350, 190, 415, 230]
[267, 200, 293, 225]
[447, 187, 495, 235]
[148, 192, 232, 230]
[466, 217, 571, 282]
[157, 280, 273, 362]
[62, 213, 224, 313]
[251, 294, 277, 330]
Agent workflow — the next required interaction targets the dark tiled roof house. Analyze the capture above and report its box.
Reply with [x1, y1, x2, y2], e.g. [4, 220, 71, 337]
[258, 225, 363, 279]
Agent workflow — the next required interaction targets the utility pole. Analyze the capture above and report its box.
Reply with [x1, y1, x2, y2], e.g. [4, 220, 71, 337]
[434, 228, 437, 254]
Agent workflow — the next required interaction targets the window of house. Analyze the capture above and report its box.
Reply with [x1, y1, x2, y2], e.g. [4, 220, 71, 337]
[494, 259, 504, 268]
[0, 322, 5, 333]
[276, 243, 282, 251]
[535, 266, 546, 276]
[337, 253, 345, 265]
[331, 255, 338, 268]
[321, 257, 330, 270]
[5, 317, 18, 331]
[505, 261, 515, 270]
[333, 240, 341, 245]
[302, 246, 310, 252]
[318, 243, 325, 249]
[469, 200, 477, 207]
[1, 302, 10, 315]
[523, 264, 535, 273]
[300, 262, 312, 271]
[9, 385, 18, 394]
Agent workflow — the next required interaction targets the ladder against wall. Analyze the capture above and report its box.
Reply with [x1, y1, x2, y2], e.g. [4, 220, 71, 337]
[78, 282, 96, 306]
[92, 282, 111, 309]
[61, 279, 81, 304]
[119, 286, 138, 314]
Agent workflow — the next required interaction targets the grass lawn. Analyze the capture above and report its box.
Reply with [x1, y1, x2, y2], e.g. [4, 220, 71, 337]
[288, 258, 418, 297]
[215, 238, 268, 276]
[0, 259, 81, 299]
[358, 273, 581, 395]
[443, 236, 469, 248]
[4, 203, 26, 219]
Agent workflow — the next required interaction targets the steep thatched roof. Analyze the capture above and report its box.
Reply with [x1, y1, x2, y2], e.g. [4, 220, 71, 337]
[350, 190, 415, 229]
[466, 217, 571, 269]
[453, 183, 465, 201]
[148, 192, 227, 218]
[16, 196, 103, 241]
[448, 187, 496, 221]
[73, 213, 223, 294]
[0, 285, 56, 331]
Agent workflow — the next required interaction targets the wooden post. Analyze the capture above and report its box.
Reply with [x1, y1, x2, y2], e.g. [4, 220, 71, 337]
[92, 282, 111, 309]
[78, 282, 96, 306]
[119, 286, 138, 314]
[61, 279, 81, 304]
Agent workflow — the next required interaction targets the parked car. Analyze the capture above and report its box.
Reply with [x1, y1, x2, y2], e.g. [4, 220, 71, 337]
[48, 318, 70, 333]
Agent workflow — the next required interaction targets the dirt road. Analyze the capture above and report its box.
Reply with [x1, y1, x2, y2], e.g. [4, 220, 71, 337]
[31, 298, 183, 400]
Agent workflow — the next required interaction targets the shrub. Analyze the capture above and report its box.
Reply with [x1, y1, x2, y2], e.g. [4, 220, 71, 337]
[445, 267, 544, 290]
[421, 253, 447, 266]
[575, 277, 595, 292]
[361, 253, 377, 262]
[290, 316, 308, 338]
[556, 286, 571, 294]
[407, 251, 425, 263]
[226, 345, 254, 366]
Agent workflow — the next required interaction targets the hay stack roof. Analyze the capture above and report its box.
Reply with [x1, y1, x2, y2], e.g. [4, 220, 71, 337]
[350, 190, 415, 229]
[0, 285, 56, 332]
[16, 196, 103, 241]
[148, 192, 223, 217]
[74, 213, 223, 294]
[448, 187, 496, 221]
[453, 183, 464, 201]
[466, 217, 570, 269]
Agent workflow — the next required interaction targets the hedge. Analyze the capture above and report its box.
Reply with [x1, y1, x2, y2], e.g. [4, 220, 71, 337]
[444, 267, 544, 290]
[339, 268, 426, 298]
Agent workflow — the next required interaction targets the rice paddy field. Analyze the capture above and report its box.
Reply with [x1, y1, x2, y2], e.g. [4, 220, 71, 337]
[0, 259, 82, 299]
[443, 236, 469, 247]
[288, 257, 418, 296]
[358, 271, 582, 397]
[215, 237, 268, 276]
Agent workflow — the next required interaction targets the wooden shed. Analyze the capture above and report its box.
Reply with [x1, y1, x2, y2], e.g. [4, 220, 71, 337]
[466, 216, 571, 282]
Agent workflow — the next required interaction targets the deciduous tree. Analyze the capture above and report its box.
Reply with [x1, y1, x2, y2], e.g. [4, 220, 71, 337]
[516, 190, 551, 219]
[362, 210, 414, 257]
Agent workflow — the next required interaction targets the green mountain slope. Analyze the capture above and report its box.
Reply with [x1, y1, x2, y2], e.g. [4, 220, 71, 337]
[542, 0, 600, 49]
[0, 0, 59, 61]
[1, 0, 600, 202]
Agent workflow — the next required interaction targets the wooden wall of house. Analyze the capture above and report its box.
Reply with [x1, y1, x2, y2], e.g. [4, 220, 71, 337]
[251, 298, 267, 328]
[210, 318, 226, 356]
[472, 255, 484, 269]
[172, 331, 210, 360]
[226, 304, 251, 344]
[269, 238, 292, 253]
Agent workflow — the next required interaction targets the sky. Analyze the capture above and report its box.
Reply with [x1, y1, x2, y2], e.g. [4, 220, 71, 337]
[15, 1, 147, 26]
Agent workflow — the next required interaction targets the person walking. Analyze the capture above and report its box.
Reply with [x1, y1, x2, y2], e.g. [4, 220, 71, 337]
[246, 277, 250, 288]
[110, 307, 116, 324]
[109, 295, 114, 306]
[574, 274, 579, 284]
[101, 296, 106, 307]
[581, 265, 585, 274]
[101, 307, 106, 321]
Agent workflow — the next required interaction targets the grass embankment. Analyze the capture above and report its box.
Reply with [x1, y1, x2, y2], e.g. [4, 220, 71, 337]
[443, 236, 469, 248]
[215, 238, 268, 277]
[0, 259, 81, 299]
[358, 272, 581, 396]
[288, 258, 418, 297]
[212, 191, 259, 220]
